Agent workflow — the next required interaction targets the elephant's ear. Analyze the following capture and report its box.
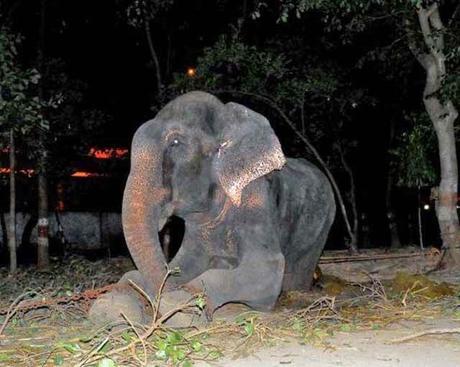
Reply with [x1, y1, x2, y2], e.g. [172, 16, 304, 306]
[214, 102, 286, 206]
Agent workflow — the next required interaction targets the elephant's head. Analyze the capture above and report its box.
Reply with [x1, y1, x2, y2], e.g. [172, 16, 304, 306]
[122, 91, 286, 293]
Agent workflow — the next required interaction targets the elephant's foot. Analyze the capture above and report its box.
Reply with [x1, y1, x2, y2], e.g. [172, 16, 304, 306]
[158, 290, 207, 327]
[88, 270, 150, 326]
[89, 270, 206, 328]
[88, 290, 149, 326]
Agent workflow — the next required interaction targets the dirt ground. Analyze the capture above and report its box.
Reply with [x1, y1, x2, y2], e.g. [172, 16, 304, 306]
[0, 249, 459, 366]
[199, 317, 460, 367]
[200, 249, 460, 367]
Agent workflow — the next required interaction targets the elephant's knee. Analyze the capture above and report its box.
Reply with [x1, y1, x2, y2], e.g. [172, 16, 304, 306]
[119, 270, 146, 288]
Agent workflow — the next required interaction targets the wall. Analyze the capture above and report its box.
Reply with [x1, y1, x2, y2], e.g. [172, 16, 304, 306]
[0, 212, 124, 250]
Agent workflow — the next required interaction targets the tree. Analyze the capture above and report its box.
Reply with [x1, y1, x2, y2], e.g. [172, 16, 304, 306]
[122, 0, 174, 96]
[266, 0, 460, 264]
[0, 26, 44, 273]
[409, 2, 459, 264]
[391, 118, 437, 249]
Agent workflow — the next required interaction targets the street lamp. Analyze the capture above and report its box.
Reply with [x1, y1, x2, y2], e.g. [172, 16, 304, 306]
[186, 67, 196, 77]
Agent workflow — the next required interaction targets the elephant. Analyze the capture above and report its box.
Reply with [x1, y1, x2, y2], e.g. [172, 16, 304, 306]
[92, 91, 335, 321]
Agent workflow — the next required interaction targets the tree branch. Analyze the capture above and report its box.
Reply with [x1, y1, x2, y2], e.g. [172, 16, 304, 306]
[417, 4, 446, 76]
[405, 19, 430, 69]
[144, 20, 162, 96]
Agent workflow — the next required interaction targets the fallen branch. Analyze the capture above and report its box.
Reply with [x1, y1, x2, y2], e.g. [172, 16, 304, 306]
[0, 285, 114, 316]
[0, 291, 35, 335]
[319, 250, 440, 264]
[79, 269, 202, 366]
[390, 328, 460, 343]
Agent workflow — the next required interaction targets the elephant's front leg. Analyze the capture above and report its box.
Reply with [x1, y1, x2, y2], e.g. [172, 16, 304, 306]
[185, 249, 285, 314]
[167, 221, 214, 286]
[184, 182, 285, 314]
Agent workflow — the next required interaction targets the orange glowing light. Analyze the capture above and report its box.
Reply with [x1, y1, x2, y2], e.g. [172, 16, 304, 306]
[88, 147, 129, 159]
[71, 171, 107, 178]
[0, 168, 35, 176]
[186, 67, 196, 77]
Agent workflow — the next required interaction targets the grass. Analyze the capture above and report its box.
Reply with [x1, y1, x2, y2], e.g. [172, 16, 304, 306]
[0, 255, 459, 366]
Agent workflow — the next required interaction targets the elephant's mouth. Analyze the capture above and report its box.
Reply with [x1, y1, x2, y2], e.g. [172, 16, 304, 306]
[158, 215, 185, 262]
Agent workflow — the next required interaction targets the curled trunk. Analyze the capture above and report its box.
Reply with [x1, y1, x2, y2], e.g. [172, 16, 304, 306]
[122, 141, 168, 295]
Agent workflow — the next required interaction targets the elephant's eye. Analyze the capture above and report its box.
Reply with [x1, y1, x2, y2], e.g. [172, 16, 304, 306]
[170, 138, 181, 147]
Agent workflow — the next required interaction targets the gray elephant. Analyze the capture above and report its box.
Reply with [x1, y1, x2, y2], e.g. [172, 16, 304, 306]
[93, 91, 335, 320]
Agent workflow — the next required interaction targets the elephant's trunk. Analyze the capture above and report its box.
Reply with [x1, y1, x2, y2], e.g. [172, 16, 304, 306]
[122, 155, 168, 296]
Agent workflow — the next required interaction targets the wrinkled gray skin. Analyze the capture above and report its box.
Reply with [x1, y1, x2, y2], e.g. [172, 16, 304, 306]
[107, 91, 335, 317]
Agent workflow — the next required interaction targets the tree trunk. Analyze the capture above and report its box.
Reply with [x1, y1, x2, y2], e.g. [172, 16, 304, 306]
[144, 20, 162, 96]
[417, 185, 424, 250]
[8, 130, 17, 274]
[37, 166, 49, 269]
[36, 0, 49, 269]
[413, 5, 460, 266]
[336, 142, 359, 251]
[386, 120, 402, 248]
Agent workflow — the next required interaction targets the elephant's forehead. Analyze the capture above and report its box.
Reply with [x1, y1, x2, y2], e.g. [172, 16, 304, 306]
[145, 116, 216, 139]
[155, 101, 220, 132]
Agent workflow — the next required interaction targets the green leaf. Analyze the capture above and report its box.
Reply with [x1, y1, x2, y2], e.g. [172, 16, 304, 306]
[292, 318, 304, 332]
[79, 335, 94, 343]
[182, 360, 193, 367]
[195, 295, 206, 310]
[191, 340, 202, 352]
[173, 348, 186, 362]
[60, 342, 81, 354]
[121, 331, 133, 343]
[208, 350, 222, 359]
[98, 340, 112, 354]
[155, 349, 167, 360]
[244, 320, 254, 337]
[340, 323, 352, 332]
[167, 331, 183, 344]
[97, 358, 116, 367]
[53, 355, 64, 366]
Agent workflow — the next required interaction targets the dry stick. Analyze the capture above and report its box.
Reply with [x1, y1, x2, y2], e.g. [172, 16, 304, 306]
[82, 299, 198, 366]
[121, 312, 147, 366]
[319, 250, 439, 264]
[77, 337, 110, 367]
[76, 277, 163, 367]
[390, 328, 460, 343]
[0, 291, 35, 335]
[151, 268, 172, 323]
[213, 89, 357, 253]
[80, 273, 200, 366]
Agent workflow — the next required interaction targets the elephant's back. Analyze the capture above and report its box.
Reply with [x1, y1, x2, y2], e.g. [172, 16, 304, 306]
[269, 158, 334, 213]
[268, 158, 336, 251]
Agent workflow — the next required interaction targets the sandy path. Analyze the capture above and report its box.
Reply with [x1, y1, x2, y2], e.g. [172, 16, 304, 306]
[197, 318, 460, 367]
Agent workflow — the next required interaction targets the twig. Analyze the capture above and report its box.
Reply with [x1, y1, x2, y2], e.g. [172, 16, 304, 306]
[121, 312, 147, 366]
[77, 337, 110, 367]
[79, 272, 200, 366]
[390, 328, 460, 343]
[319, 250, 433, 264]
[0, 291, 35, 335]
